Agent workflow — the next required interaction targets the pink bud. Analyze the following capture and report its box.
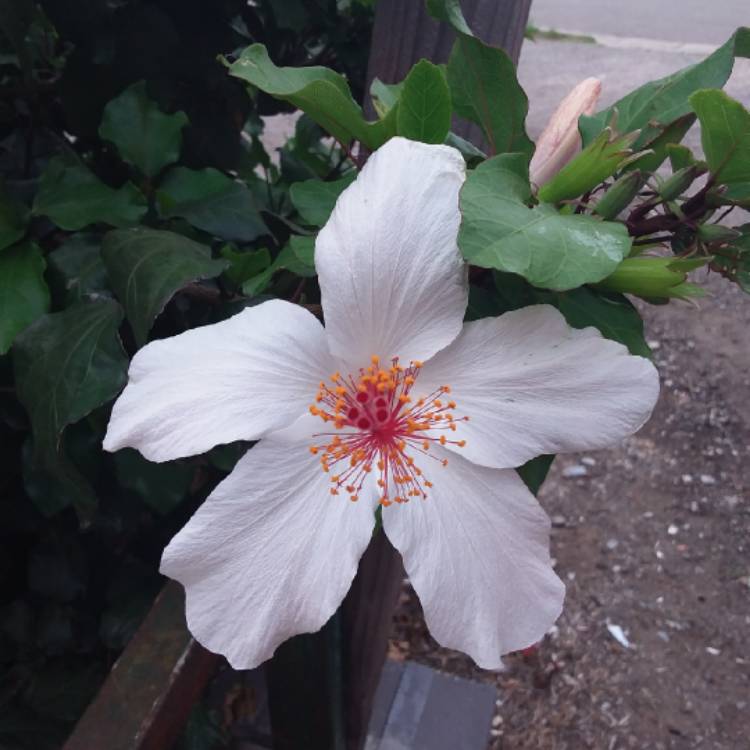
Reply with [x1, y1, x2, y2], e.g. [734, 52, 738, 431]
[529, 77, 602, 187]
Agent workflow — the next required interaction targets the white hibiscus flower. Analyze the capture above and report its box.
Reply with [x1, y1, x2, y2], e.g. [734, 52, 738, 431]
[103, 137, 659, 670]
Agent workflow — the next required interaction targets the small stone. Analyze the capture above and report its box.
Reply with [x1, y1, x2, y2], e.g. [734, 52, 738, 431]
[562, 464, 588, 479]
[657, 630, 670, 642]
[551, 514, 567, 528]
[681, 474, 693, 484]
[492, 716, 503, 728]
[706, 646, 721, 656]
[668, 524, 679, 535]
[699, 474, 716, 485]
[647, 340, 661, 350]
[606, 538, 619, 550]
[581, 456, 596, 466]
[690, 501, 700, 513]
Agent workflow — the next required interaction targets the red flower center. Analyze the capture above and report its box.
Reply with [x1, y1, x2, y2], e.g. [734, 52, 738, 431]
[309, 355, 468, 506]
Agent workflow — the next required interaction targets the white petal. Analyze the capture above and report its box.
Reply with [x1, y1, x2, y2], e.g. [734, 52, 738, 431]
[416, 305, 659, 469]
[104, 300, 333, 462]
[383, 447, 564, 667]
[161, 436, 377, 670]
[316, 136, 467, 367]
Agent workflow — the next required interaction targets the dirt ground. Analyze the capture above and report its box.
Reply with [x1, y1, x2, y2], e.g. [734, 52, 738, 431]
[389, 274, 750, 750]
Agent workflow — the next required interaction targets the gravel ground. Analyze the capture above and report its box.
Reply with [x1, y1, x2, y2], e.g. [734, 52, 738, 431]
[389, 274, 750, 750]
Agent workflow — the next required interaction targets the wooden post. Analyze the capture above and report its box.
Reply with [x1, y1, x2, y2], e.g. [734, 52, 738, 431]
[365, 0, 532, 144]
[63, 583, 220, 750]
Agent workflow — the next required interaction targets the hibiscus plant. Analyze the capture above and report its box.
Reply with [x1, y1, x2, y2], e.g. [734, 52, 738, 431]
[3, 0, 750, 737]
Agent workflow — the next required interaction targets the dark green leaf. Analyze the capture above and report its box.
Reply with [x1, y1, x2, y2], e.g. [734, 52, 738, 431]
[370, 78, 403, 118]
[0, 241, 49, 354]
[667, 143, 698, 172]
[625, 113, 696, 173]
[33, 156, 147, 230]
[289, 174, 355, 226]
[99, 81, 188, 177]
[114, 448, 193, 515]
[220, 245, 271, 285]
[552, 287, 652, 357]
[691, 89, 750, 200]
[14, 300, 127, 515]
[444, 131, 486, 165]
[712, 223, 750, 292]
[0, 189, 29, 251]
[157, 166, 267, 242]
[242, 238, 315, 296]
[447, 35, 532, 158]
[396, 59, 451, 144]
[580, 27, 750, 147]
[26, 661, 103, 723]
[46, 234, 109, 304]
[517, 455, 554, 495]
[459, 154, 632, 290]
[102, 228, 228, 346]
[426, 0, 474, 36]
[99, 559, 161, 650]
[228, 44, 395, 149]
[27, 536, 87, 603]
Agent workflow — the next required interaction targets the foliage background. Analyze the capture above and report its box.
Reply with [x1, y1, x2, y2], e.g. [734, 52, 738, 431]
[0, 1, 373, 747]
[2, 0, 750, 746]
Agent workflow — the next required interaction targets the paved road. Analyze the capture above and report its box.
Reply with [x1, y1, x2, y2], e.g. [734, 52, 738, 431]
[529, 0, 749, 46]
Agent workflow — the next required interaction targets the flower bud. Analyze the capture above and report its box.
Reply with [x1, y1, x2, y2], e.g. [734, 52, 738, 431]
[529, 77, 602, 187]
[593, 171, 644, 220]
[697, 223, 741, 243]
[657, 166, 701, 202]
[595, 256, 708, 301]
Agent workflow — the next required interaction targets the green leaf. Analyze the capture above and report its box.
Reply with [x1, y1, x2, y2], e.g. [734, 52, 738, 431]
[484, 271, 651, 356]
[552, 287, 652, 357]
[580, 27, 750, 147]
[102, 228, 228, 347]
[220, 245, 271, 285]
[33, 156, 147, 230]
[446, 35, 532, 158]
[691, 89, 750, 200]
[711, 223, 750, 292]
[444, 131, 486, 165]
[289, 174, 355, 226]
[517, 455, 554, 495]
[242, 238, 315, 296]
[99, 81, 188, 178]
[228, 44, 395, 149]
[114, 448, 193, 515]
[157, 166, 267, 242]
[667, 143, 698, 172]
[426, 0, 474, 36]
[396, 59, 451, 144]
[370, 78, 403, 118]
[0, 188, 28, 251]
[625, 113, 696, 173]
[0, 241, 49, 354]
[538, 128, 637, 203]
[46, 234, 109, 304]
[13, 300, 128, 515]
[459, 154, 632, 290]
[99, 559, 161, 650]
